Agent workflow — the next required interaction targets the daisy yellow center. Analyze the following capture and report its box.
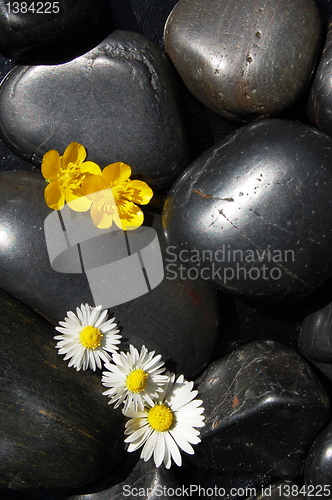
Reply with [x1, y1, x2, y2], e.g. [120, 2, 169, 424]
[148, 404, 174, 432]
[79, 325, 103, 349]
[126, 369, 149, 393]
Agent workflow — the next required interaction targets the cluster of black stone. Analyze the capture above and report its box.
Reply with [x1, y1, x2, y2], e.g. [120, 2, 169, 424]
[2, 0, 332, 499]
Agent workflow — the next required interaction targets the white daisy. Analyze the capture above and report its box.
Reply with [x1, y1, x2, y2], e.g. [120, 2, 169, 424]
[54, 303, 121, 371]
[101, 344, 169, 412]
[123, 372, 205, 469]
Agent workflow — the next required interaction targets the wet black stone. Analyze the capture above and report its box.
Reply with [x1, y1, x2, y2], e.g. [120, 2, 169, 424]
[305, 420, 332, 489]
[164, 0, 321, 122]
[0, 0, 110, 64]
[163, 119, 332, 300]
[68, 458, 186, 500]
[0, 287, 125, 490]
[299, 301, 332, 362]
[187, 340, 330, 477]
[307, 18, 332, 138]
[0, 171, 219, 379]
[0, 30, 188, 189]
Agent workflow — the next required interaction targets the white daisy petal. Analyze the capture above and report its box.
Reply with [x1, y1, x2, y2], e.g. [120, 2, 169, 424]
[154, 432, 165, 468]
[165, 431, 182, 467]
[170, 428, 195, 454]
[141, 431, 158, 462]
[122, 372, 205, 469]
[54, 304, 121, 371]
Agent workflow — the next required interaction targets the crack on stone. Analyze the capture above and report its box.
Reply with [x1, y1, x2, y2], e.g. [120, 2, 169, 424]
[192, 189, 234, 202]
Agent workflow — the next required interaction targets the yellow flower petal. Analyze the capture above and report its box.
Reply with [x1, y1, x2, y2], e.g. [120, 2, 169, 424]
[102, 162, 132, 186]
[41, 149, 61, 181]
[121, 180, 153, 205]
[90, 201, 114, 229]
[79, 161, 102, 176]
[62, 142, 87, 168]
[44, 180, 65, 210]
[115, 200, 144, 230]
[82, 175, 107, 196]
[67, 194, 93, 212]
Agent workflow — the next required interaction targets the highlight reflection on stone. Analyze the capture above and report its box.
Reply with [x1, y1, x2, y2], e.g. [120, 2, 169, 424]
[165, 0, 321, 121]
[163, 119, 332, 299]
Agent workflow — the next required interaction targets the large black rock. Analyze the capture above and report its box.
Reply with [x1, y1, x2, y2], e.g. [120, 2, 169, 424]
[0, 288, 125, 490]
[307, 18, 332, 138]
[299, 301, 332, 362]
[186, 340, 330, 478]
[305, 420, 332, 491]
[0, 31, 188, 189]
[0, 171, 220, 379]
[163, 119, 332, 300]
[164, 0, 321, 122]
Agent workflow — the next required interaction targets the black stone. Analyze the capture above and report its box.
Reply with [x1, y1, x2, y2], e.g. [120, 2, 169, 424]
[0, 171, 220, 379]
[0, 287, 125, 489]
[299, 301, 332, 362]
[163, 119, 332, 300]
[164, 0, 321, 122]
[307, 18, 332, 138]
[0, 0, 110, 64]
[0, 31, 188, 189]
[187, 340, 330, 477]
[305, 420, 332, 490]
[68, 458, 186, 500]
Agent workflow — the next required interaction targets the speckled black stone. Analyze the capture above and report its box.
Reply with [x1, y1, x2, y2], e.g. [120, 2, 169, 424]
[0, 0, 110, 63]
[164, 0, 321, 122]
[186, 340, 330, 477]
[299, 301, 332, 362]
[307, 17, 332, 138]
[305, 420, 332, 489]
[0, 287, 125, 490]
[0, 171, 219, 380]
[163, 119, 332, 300]
[0, 31, 188, 189]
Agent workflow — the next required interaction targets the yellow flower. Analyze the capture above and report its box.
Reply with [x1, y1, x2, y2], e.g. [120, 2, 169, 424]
[41, 142, 101, 210]
[74, 162, 153, 230]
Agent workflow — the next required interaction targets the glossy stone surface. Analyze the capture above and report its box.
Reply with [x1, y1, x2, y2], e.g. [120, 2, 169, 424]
[69, 458, 185, 499]
[186, 340, 330, 476]
[0, 30, 187, 189]
[164, 0, 321, 122]
[0, 171, 219, 379]
[0, 287, 125, 489]
[305, 420, 332, 488]
[0, 0, 109, 63]
[163, 119, 332, 299]
[299, 301, 332, 362]
[307, 18, 332, 137]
